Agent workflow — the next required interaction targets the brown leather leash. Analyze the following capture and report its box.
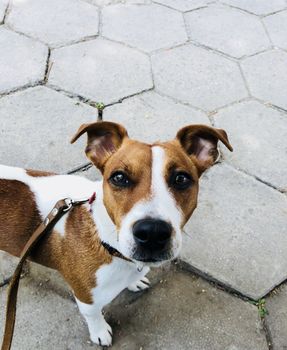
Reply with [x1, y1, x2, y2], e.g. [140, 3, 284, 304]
[1, 197, 131, 350]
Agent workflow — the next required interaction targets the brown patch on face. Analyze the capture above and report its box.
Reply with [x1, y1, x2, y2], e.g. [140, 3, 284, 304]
[26, 169, 56, 177]
[102, 139, 152, 229]
[158, 141, 199, 227]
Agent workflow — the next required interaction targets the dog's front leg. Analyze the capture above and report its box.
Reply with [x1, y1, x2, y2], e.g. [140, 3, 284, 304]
[127, 266, 151, 292]
[74, 264, 150, 346]
[75, 298, 112, 347]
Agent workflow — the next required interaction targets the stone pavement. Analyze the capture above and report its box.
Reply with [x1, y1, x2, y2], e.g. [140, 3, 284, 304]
[0, 0, 287, 349]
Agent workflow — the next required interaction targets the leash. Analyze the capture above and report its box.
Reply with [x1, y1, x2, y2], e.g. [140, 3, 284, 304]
[1, 196, 131, 350]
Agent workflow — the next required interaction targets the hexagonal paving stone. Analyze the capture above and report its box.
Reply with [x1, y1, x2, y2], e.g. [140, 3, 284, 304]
[102, 4, 187, 52]
[151, 43, 248, 111]
[0, 86, 98, 172]
[214, 100, 287, 192]
[0, 0, 8, 22]
[263, 10, 287, 50]
[105, 91, 210, 143]
[49, 38, 153, 104]
[266, 285, 287, 350]
[181, 164, 287, 299]
[154, 0, 212, 12]
[6, 0, 99, 48]
[0, 27, 47, 94]
[185, 5, 270, 58]
[222, 0, 287, 16]
[241, 50, 287, 110]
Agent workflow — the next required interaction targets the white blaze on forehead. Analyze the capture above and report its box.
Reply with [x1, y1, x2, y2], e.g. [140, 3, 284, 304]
[151, 146, 182, 225]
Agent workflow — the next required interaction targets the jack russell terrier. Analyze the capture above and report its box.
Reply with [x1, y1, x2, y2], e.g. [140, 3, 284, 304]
[0, 121, 232, 346]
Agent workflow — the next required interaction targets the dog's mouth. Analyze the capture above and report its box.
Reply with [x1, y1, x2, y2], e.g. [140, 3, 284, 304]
[131, 248, 174, 265]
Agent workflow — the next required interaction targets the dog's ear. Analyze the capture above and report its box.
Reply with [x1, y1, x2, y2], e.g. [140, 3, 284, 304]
[71, 121, 128, 171]
[176, 124, 233, 176]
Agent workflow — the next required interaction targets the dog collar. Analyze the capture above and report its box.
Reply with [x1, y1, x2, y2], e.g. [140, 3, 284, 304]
[101, 241, 132, 262]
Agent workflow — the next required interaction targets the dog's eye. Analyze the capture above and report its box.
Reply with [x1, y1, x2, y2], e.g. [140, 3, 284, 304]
[109, 171, 131, 188]
[170, 172, 192, 190]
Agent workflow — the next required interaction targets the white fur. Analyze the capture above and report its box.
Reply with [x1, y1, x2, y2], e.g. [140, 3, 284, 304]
[75, 297, 113, 346]
[127, 276, 150, 292]
[119, 146, 183, 259]
[76, 260, 150, 346]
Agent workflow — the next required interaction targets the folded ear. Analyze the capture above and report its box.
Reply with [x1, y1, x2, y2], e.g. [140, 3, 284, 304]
[176, 124, 233, 176]
[71, 121, 128, 171]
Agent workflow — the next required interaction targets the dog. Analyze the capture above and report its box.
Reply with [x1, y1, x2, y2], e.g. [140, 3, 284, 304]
[0, 121, 232, 346]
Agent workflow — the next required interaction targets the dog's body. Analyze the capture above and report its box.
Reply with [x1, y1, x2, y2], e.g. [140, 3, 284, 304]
[0, 122, 232, 346]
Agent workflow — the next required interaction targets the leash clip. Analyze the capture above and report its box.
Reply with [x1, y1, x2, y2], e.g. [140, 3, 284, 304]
[63, 198, 73, 212]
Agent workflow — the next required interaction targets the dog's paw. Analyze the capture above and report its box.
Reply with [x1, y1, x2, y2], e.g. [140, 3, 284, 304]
[128, 277, 151, 292]
[90, 319, 112, 347]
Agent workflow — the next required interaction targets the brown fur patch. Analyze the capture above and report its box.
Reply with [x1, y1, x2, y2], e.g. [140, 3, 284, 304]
[63, 206, 112, 303]
[0, 179, 42, 256]
[32, 205, 112, 304]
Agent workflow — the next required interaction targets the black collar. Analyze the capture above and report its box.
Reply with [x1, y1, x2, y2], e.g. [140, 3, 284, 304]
[101, 241, 132, 262]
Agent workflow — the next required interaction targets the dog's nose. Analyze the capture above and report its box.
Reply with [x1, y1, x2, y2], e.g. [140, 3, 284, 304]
[133, 219, 172, 250]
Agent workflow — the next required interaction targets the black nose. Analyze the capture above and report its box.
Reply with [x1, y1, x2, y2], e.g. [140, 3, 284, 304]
[133, 219, 172, 251]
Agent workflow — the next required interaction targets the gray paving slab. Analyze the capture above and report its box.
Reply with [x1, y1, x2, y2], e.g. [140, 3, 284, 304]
[152, 43, 248, 111]
[102, 4, 187, 52]
[266, 284, 287, 350]
[185, 4, 270, 58]
[0, 268, 268, 350]
[0, 86, 98, 173]
[213, 100, 287, 192]
[0, 27, 47, 94]
[6, 0, 99, 48]
[49, 38, 153, 104]
[0, 0, 8, 22]
[104, 91, 210, 143]
[106, 268, 268, 350]
[263, 10, 287, 50]
[241, 50, 287, 111]
[0, 278, 89, 350]
[181, 164, 287, 300]
[154, 0, 212, 12]
[222, 0, 287, 16]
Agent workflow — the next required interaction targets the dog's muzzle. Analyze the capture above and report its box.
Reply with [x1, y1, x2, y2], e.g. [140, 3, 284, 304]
[132, 218, 172, 262]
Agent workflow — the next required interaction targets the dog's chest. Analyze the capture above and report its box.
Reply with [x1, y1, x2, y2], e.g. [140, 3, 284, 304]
[91, 258, 147, 306]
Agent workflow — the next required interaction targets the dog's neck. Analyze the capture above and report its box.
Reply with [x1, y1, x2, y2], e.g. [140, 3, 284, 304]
[89, 181, 119, 250]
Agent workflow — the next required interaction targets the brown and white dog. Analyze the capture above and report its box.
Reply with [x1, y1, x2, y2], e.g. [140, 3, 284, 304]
[0, 121, 232, 346]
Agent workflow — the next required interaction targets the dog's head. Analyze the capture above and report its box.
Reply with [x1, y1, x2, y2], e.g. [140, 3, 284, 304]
[71, 121, 232, 265]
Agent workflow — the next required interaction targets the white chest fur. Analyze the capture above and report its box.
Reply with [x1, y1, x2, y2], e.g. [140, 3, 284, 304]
[92, 258, 149, 308]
